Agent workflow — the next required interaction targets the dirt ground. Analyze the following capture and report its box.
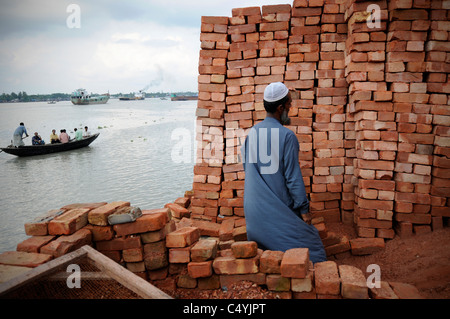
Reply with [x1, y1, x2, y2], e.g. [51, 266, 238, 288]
[328, 223, 450, 299]
[165, 223, 450, 299]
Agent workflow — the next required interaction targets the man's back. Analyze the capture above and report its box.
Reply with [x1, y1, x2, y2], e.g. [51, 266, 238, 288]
[241, 82, 326, 263]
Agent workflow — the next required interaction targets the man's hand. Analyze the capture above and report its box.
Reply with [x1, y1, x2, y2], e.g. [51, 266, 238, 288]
[301, 212, 312, 224]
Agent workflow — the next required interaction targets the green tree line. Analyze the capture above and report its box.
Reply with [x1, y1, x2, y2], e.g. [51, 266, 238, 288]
[0, 92, 71, 102]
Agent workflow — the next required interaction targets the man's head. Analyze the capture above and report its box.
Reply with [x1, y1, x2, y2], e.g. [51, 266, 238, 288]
[34, 132, 38, 136]
[20, 122, 24, 126]
[74, 128, 77, 132]
[84, 126, 88, 130]
[263, 82, 292, 125]
[52, 129, 56, 134]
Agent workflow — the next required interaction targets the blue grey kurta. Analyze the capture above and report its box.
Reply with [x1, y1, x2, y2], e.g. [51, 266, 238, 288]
[241, 117, 327, 263]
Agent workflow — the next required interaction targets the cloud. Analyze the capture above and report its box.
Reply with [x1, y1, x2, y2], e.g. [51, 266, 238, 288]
[0, 0, 295, 94]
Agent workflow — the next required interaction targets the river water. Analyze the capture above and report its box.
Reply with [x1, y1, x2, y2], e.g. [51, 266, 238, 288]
[0, 98, 197, 253]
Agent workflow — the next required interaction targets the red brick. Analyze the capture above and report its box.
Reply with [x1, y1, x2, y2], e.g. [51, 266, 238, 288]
[166, 227, 200, 248]
[95, 236, 141, 251]
[231, 241, 258, 258]
[369, 281, 399, 299]
[40, 228, 92, 258]
[113, 212, 167, 237]
[16, 236, 56, 253]
[260, 250, 284, 274]
[280, 248, 309, 278]
[219, 218, 235, 241]
[266, 274, 291, 291]
[143, 241, 168, 270]
[0, 251, 52, 268]
[83, 224, 114, 241]
[350, 238, 385, 255]
[212, 254, 260, 275]
[24, 209, 66, 236]
[188, 261, 213, 278]
[48, 208, 90, 236]
[389, 282, 424, 299]
[169, 247, 191, 263]
[314, 261, 340, 295]
[190, 239, 218, 261]
[122, 247, 144, 263]
[88, 201, 130, 226]
[339, 265, 369, 299]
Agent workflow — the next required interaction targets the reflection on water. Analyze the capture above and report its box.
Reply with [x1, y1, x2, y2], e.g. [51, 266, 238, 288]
[0, 98, 196, 252]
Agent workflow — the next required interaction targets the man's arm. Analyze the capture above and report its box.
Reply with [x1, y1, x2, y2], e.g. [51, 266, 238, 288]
[283, 132, 310, 216]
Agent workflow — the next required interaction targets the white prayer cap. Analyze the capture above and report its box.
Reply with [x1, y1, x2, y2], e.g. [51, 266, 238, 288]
[263, 82, 289, 103]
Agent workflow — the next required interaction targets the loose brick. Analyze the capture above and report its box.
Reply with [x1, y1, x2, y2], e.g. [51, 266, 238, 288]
[83, 224, 114, 241]
[280, 248, 309, 278]
[88, 201, 130, 226]
[40, 228, 92, 258]
[190, 239, 218, 262]
[0, 264, 32, 283]
[212, 252, 261, 275]
[48, 208, 91, 236]
[339, 265, 369, 299]
[369, 281, 399, 299]
[122, 247, 144, 263]
[188, 261, 213, 278]
[113, 212, 167, 236]
[266, 274, 291, 291]
[0, 251, 52, 268]
[95, 236, 141, 251]
[141, 220, 176, 244]
[231, 241, 258, 258]
[291, 271, 314, 293]
[169, 247, 191, 263]
[314, 261, 340, 295]
[389, 282, 423, 299]
[260, 250, 284, 274]
[24, 209, 66, 236]
[16, 235, 56, 253]
[143, 241, 168, 270]
[350, 238, 385, 255]
[166, 227, 200, 248]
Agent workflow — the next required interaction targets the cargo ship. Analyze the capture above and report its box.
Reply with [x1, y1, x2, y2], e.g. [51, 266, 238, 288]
[170, 94, 198, 101]
[119, 90, 145, 101]
[71, 89, 109, 105]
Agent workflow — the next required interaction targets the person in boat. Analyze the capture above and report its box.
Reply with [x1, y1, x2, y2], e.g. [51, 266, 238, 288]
[50, 129, 60, 144]
[59, 129, 70, 143]
[12, 122, 29, 147]
[31, 132, 45, 145]
[74, 128, 83, 141]
[83, 126, 91, 138]
[241, 82, 326, 263]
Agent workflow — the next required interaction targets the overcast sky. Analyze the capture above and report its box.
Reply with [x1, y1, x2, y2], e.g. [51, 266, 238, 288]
[0, 0, 292, 95]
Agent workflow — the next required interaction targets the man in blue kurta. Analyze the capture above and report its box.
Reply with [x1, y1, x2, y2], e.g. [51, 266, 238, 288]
[241, 82, 326, 263]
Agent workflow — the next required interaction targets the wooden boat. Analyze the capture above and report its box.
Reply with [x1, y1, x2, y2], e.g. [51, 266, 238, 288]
[1, 133, 99, 157]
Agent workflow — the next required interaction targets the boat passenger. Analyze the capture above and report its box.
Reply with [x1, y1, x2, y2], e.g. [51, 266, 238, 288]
[50, 129, 60, 144]
[59, 129, 70, 143]
[74, 128, 83, 141]
[32, 132, 45, 145]
[83, 126, 91, 138]
[12, 122, 29, 147]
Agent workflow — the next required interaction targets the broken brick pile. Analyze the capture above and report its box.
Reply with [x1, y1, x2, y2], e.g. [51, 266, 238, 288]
[0, 200, 423, 299]
[193, 0, 450, 241]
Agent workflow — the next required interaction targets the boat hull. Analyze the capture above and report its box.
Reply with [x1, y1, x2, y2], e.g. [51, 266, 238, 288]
[71, 96, 109, 105]
[1, 133, 100, 157]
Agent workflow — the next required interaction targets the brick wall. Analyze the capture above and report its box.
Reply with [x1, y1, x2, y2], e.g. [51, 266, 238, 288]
[192, 0, 450, 239]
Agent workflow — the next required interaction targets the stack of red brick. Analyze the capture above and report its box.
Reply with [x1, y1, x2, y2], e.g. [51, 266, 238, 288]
[190, 0, 449, 241]
[1, 201, 423, 299]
